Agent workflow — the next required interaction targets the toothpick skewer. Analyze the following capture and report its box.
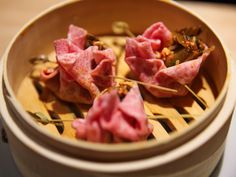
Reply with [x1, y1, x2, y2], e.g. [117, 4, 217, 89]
[111, 75, 207, 109]
[30, 111, 198, 125]
[125, 29, 135, 38]
[112, 21, 135, 37]
[184, 84, 208, 108]
[110, 75, 178, 93]
[147, 114, 199, 120]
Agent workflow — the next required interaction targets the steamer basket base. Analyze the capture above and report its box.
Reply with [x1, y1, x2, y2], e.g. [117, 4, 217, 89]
[3, 111, 231, 177]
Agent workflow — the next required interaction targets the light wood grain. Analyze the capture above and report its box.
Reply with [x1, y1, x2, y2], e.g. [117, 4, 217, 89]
[144, 104, 170, 139]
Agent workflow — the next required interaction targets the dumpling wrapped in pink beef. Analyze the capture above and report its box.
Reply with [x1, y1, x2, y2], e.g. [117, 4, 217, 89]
[125, 22, 213, 97]
[72, 86, 153, 143]
[41, 25, 116, 104]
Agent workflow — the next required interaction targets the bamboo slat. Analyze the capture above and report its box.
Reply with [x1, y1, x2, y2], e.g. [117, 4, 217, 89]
[142, 88, 189, 131]
[171, 96, 204, 121]
[144, 104, 169, 139]
[194, 74, 216, 107]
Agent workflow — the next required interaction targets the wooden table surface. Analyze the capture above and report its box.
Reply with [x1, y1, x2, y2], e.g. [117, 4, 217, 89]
[0, 0, 236, 59]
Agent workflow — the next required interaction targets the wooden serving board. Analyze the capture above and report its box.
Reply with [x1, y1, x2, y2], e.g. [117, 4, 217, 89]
[16, 36, 217, 141]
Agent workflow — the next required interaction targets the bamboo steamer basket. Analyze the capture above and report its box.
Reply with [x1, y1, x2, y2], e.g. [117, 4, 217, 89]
[1, 0, 236, 177]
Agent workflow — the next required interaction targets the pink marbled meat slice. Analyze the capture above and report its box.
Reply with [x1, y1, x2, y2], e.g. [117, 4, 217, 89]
[57, 46, 100, 100]
[54, 39, 82, 55]
[91, 59, 115, 89]
[143, 22, 172, 48]
[41, 67, 93, 104]
[93, 48, 116, 64]
[156, 53, 209, 85]
[41, 25, 116, 104]
[41, 67, 59, 81]
[112, 87, 153, 141]
[67, 24, 87, 49]
[125, 36, 157, 59]
[72, 87, 153, 143]
[72, 90, 119, 143]
[91, 48, 116, 88]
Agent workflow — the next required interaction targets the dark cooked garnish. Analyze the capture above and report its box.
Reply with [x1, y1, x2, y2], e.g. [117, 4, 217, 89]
[85, 33, 106, 50]
[164, 27, 208, 67]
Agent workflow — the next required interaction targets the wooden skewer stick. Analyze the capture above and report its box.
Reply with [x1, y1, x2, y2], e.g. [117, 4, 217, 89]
[110, 75, 178, 93]
[147, 114, 199, 120]
[37, 119, 73, 125]
[184, 84, 208, 108]
[37, 114, 198, 124]
[29, 111, 74, 125]
[112, 21, 135, 37]
[125, 29, 135, 38]
[31, 111, 198, 125]
[111, 76, 207, 109]
[96, 86, 121, 98]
